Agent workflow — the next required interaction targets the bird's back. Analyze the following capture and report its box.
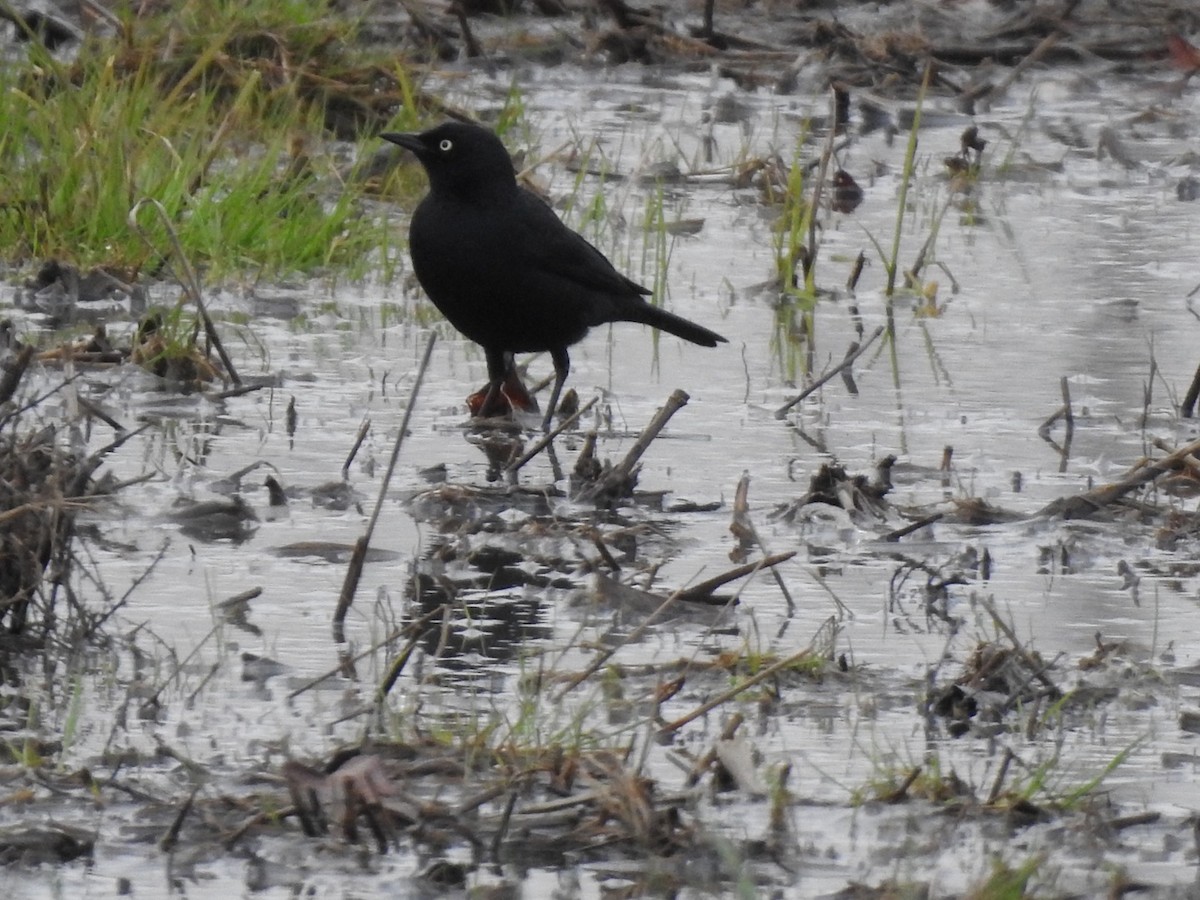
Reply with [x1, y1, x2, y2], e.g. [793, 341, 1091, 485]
[409, 185, 655, 353]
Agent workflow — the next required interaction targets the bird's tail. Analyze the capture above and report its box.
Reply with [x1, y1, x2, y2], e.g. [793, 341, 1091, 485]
[622, 303, 727, 347]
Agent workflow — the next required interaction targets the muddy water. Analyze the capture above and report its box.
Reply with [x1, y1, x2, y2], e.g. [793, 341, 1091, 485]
[8, 62, 1200, 897]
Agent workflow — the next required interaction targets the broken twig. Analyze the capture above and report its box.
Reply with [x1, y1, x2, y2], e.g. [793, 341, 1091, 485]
[775, 326, 884, 419]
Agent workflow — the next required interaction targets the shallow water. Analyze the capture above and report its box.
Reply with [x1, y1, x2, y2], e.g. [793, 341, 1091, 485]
[5, 57, 1200, 898]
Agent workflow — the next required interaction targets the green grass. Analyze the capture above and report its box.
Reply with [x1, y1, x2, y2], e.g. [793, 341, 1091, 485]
[770, 141, 817, 383]
[966, 855, 1044, 900]
[0, 0, 432, 282]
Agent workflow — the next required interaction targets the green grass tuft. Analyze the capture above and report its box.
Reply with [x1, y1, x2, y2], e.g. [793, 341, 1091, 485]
[0, 1, 436, 282]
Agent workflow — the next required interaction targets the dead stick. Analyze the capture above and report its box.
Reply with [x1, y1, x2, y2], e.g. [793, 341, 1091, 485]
[883, 512, 943, 543]
[374, 621, 432, 702]
[334, 541, 367, 651]
[450, 3, 483, 57]
[659, 644, 816, 736]
[128, 198, 241, 385]
[290, 604, 447, 700]
[218, 587, 262, 608]
[70, 422, 153, 496]
[213, 383, 265, 401]
[980, 31, 1060, 104]
[224, 808, 274, 850]
[674, 551, 796, 602]
[459, 782, 515, 816]
[1038, 404, 1065, 438]
[553, 587, 686, 701]
[881, 766, 922, 804]
[506, 395, 599, 473]
[847, 250, 866, 292]
[769, 762, 792, 832]
[1182, 358, 1200, 418]
[977, 596, 1061, 698]
[343, 417, 371, 480]
[75, 395, 125, 432]
[1039, 435, 1200, 517]
[685, 712, 744, 786]
[490, 790, 520, 861]
[36, 349, 124, 365]
[775, 325, 884, 418]
[159, 786, 199, 851]
[589, 529, 623, 573]
[0, 345, 33, 405]
[334, 335, 436, 643]
[1108, 811, 1161, 832]
[729, 473, 795, 615]
[998, 651, 1065, 717]
[1037, 376, 1075, 442]
[613, 389, 688, 481]
[78, 0, 123, 31]
[986, 747, 1014, 805]
[579, 389, 689, 502]
[0, 501, 98, 528]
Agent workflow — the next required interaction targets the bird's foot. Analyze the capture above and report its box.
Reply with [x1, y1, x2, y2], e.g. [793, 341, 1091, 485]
[466, 368, 539, 419]
[465, 369, 537, 420]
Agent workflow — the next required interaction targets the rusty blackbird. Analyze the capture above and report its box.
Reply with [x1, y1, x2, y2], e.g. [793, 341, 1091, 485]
[383, 121, 727, 430]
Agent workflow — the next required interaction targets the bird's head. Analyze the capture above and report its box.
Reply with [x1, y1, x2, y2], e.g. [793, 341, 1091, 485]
[382, 122, 517, 200]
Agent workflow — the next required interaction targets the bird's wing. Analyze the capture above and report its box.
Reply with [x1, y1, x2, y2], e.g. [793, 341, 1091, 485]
[512, 189, 650, 297]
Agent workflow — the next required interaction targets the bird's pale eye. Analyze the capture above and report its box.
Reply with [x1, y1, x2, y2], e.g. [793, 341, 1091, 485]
[439, 139, 453, 153]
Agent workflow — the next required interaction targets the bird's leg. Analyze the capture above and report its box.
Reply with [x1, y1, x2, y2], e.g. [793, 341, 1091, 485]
[498, 353, 537, 412]
[478, 348, 508, 418]
[541, 348, 570, 432]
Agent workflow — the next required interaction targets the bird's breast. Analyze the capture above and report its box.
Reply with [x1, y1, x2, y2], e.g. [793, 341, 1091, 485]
[410, 200, 513, 291]
[408, 198, 527, 341]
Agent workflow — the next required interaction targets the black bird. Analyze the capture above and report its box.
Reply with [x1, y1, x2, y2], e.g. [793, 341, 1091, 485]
[382, 121, 728, 430]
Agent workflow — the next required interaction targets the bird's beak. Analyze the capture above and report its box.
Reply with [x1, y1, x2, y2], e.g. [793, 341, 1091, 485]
[381, 132, 424, 155]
